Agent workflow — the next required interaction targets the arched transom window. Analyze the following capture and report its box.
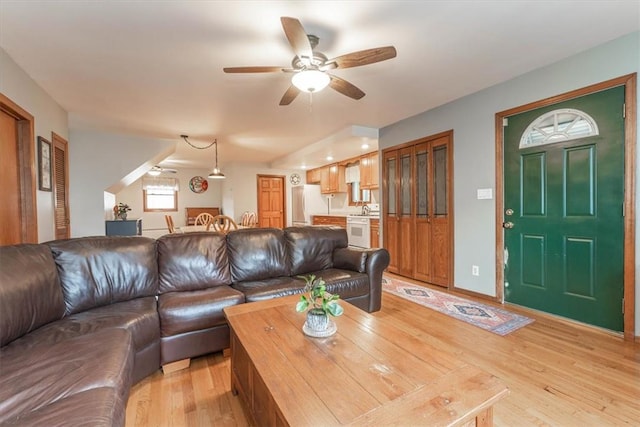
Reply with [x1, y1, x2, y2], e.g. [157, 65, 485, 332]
[519, 108, 599, 149]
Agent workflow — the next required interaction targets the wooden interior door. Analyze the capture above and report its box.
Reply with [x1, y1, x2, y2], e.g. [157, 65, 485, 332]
[0, 109, 22, 245]
[0, 93, 37, 245]
[383, 131, 453, 287]
[257, 175, 285, 228]
[383, 150, 399, 272]
[52, 132, 70, 239]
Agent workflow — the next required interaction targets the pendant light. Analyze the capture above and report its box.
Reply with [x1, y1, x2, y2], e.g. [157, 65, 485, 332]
[180, 135, 225, 179]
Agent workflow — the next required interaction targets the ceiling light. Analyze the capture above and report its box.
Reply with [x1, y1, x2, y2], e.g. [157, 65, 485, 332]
[326, 155, 333, 161]
[361, 143, 370, 150]
[301, 165, 307, 170]
[291, 70, 330, 93]
[147, 168, 161, 177]
[180, 135, 225, 179]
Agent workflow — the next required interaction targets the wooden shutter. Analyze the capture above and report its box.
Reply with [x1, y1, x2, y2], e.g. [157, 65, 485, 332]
[52, 133, 70, 239]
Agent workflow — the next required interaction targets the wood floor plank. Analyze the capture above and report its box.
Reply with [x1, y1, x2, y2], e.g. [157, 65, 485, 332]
[126, 282, 640, 426]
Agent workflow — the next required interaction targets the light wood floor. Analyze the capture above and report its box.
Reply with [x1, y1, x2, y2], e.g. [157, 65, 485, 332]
[125, 280, 640, 426]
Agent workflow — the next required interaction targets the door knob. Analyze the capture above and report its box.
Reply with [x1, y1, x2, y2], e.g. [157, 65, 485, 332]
[502, 222, 514, 229]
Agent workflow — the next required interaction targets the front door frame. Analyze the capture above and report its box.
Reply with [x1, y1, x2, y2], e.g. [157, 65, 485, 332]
[0, 92, 38, 243]
[495, 74, 636, 340]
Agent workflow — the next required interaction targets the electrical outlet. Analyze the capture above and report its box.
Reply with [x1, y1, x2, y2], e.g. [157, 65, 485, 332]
[472, 265, 479, 276]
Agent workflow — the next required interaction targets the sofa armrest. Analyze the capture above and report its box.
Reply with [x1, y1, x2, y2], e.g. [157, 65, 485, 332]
[333, 247, 390, 312]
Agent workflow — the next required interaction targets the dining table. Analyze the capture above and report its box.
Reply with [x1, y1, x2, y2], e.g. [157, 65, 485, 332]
[177, 225, 247, 233]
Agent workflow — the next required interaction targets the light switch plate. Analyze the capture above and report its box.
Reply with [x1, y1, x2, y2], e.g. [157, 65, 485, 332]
[477, 188, 493, 200]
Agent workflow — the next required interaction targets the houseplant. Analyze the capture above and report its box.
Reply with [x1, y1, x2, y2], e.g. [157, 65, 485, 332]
[296, 274, 343, 337]
[114, 202, 131, 220]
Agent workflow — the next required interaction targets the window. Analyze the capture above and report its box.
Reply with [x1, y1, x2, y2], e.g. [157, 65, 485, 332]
[142, 177, 178, 212]
[519, 108, 599, 149]
[348, 181, 371, 206]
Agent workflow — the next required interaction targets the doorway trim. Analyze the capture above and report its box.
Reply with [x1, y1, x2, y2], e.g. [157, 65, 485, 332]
[494, 74, 636, 340]
[0, 92, 38, 243]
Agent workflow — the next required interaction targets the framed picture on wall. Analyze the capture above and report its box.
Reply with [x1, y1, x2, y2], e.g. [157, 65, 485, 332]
[38, 136, 52, 192]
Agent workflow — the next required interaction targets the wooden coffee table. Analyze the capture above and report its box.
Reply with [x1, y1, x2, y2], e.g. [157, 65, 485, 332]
[224, 296, 508, 426]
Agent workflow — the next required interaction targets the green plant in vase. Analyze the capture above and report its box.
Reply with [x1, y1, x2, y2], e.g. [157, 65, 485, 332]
[296, 274, 343, 337]
[114, 203, 131, 220]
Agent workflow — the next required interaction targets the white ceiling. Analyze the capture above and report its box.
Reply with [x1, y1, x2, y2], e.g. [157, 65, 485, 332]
[1, 1, 638, 171]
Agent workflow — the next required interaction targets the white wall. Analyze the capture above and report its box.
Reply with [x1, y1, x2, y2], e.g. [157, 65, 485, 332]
[69, 129, 176, 237]
[0, 48, 69, 242]
[115, 168, 223, 238]
[379, 32, 640, 331]
[223, 162, 304, 226]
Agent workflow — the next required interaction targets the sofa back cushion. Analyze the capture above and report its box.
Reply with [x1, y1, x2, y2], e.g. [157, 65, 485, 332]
[285, 227, 348, 276]
[46, 236, 158, 315]
[227, 228, 289, 282]
[157, 232, 231, 293]
[0, 244, 65, 347]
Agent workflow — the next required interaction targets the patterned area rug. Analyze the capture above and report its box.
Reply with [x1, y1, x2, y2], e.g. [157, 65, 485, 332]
[382, 276, 534, 335]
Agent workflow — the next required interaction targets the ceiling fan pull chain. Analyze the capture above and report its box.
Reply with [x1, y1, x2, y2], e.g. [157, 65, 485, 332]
[308, 92, 313, 112]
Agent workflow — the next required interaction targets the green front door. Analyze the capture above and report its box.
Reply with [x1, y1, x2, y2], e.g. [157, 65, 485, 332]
[503, 86, 625, 331]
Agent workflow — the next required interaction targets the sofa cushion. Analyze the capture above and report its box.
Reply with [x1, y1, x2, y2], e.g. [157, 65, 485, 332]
[0, 244, 65, 347]
[157, 232, 231, 293]
[0, 328, 133, 424]
[232, 276, 307, 303]
[46, 236, 158, 315]
[1, 387, 127, 427]
[8, 297, 159, 353]
[228, 228, 290, 282]
[158, 287, 245, 337]
[285, 227, 348, 276]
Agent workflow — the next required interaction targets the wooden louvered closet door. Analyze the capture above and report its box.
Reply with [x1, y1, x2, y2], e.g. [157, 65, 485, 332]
[52, 133, 70, 239]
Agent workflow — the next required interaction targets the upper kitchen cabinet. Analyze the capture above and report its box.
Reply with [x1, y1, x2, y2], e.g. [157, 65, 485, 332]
[306, 168, 321, 184]
[360, 152, 379, 189]
[320, 164, 346, 194]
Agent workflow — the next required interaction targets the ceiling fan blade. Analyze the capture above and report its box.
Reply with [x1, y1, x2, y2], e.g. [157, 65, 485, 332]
[281, 17, 312, 62]
[326, 46, 397, 69]
[329, 75, 365, 100]
[223, 66, 285, 73]
[279, 85, 301, 106]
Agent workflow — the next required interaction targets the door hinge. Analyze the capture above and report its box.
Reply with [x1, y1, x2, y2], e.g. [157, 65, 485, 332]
[623, 103, 626, 119]
[622, 203, 625, 217]
[622, 298, 625, 314]
[503, 118, 509, 127]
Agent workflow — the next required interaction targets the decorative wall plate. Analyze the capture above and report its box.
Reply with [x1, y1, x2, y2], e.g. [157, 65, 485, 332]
[290, 173, 301, 185]
[189, 176, 208, 193]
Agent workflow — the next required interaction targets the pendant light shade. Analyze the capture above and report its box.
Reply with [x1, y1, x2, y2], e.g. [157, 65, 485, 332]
[208, 140, 225, 179]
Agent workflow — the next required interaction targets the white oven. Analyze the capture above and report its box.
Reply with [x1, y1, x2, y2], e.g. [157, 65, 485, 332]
[346, 216, 371, 249]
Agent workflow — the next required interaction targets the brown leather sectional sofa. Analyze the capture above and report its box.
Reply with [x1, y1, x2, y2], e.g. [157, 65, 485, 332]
[0, 226, 389, 426]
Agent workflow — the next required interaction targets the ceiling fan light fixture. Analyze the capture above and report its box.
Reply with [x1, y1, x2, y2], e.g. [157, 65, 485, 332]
[292, 70, 330, 93]
[147, 169, 161, 176]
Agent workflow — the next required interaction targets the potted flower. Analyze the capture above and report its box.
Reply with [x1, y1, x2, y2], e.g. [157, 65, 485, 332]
[296, 274, 343, 337]
[114, 203, 131, 220]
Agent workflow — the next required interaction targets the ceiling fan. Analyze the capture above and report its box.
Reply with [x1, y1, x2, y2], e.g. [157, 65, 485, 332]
[148, 166, 177, 176]
[223, 17, 397, 105]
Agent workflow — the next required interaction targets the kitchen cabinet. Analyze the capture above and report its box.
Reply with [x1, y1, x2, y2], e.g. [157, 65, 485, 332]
[306, 168, 321, 184]
[370, 218, 380, 248]
[312, 215, 346, 228]
[360, 152, 379, 189]
[320, 164, 346, 194]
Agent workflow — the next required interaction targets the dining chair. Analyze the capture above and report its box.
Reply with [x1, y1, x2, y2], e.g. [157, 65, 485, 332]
[164, 215, 175, 233]
[194, 212, 215, 227]
[240, 211, 258, 228]
[210, 215, 238, 233]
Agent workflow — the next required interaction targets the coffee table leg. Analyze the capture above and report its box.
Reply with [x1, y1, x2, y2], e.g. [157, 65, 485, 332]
[475, 407, 493, 427]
